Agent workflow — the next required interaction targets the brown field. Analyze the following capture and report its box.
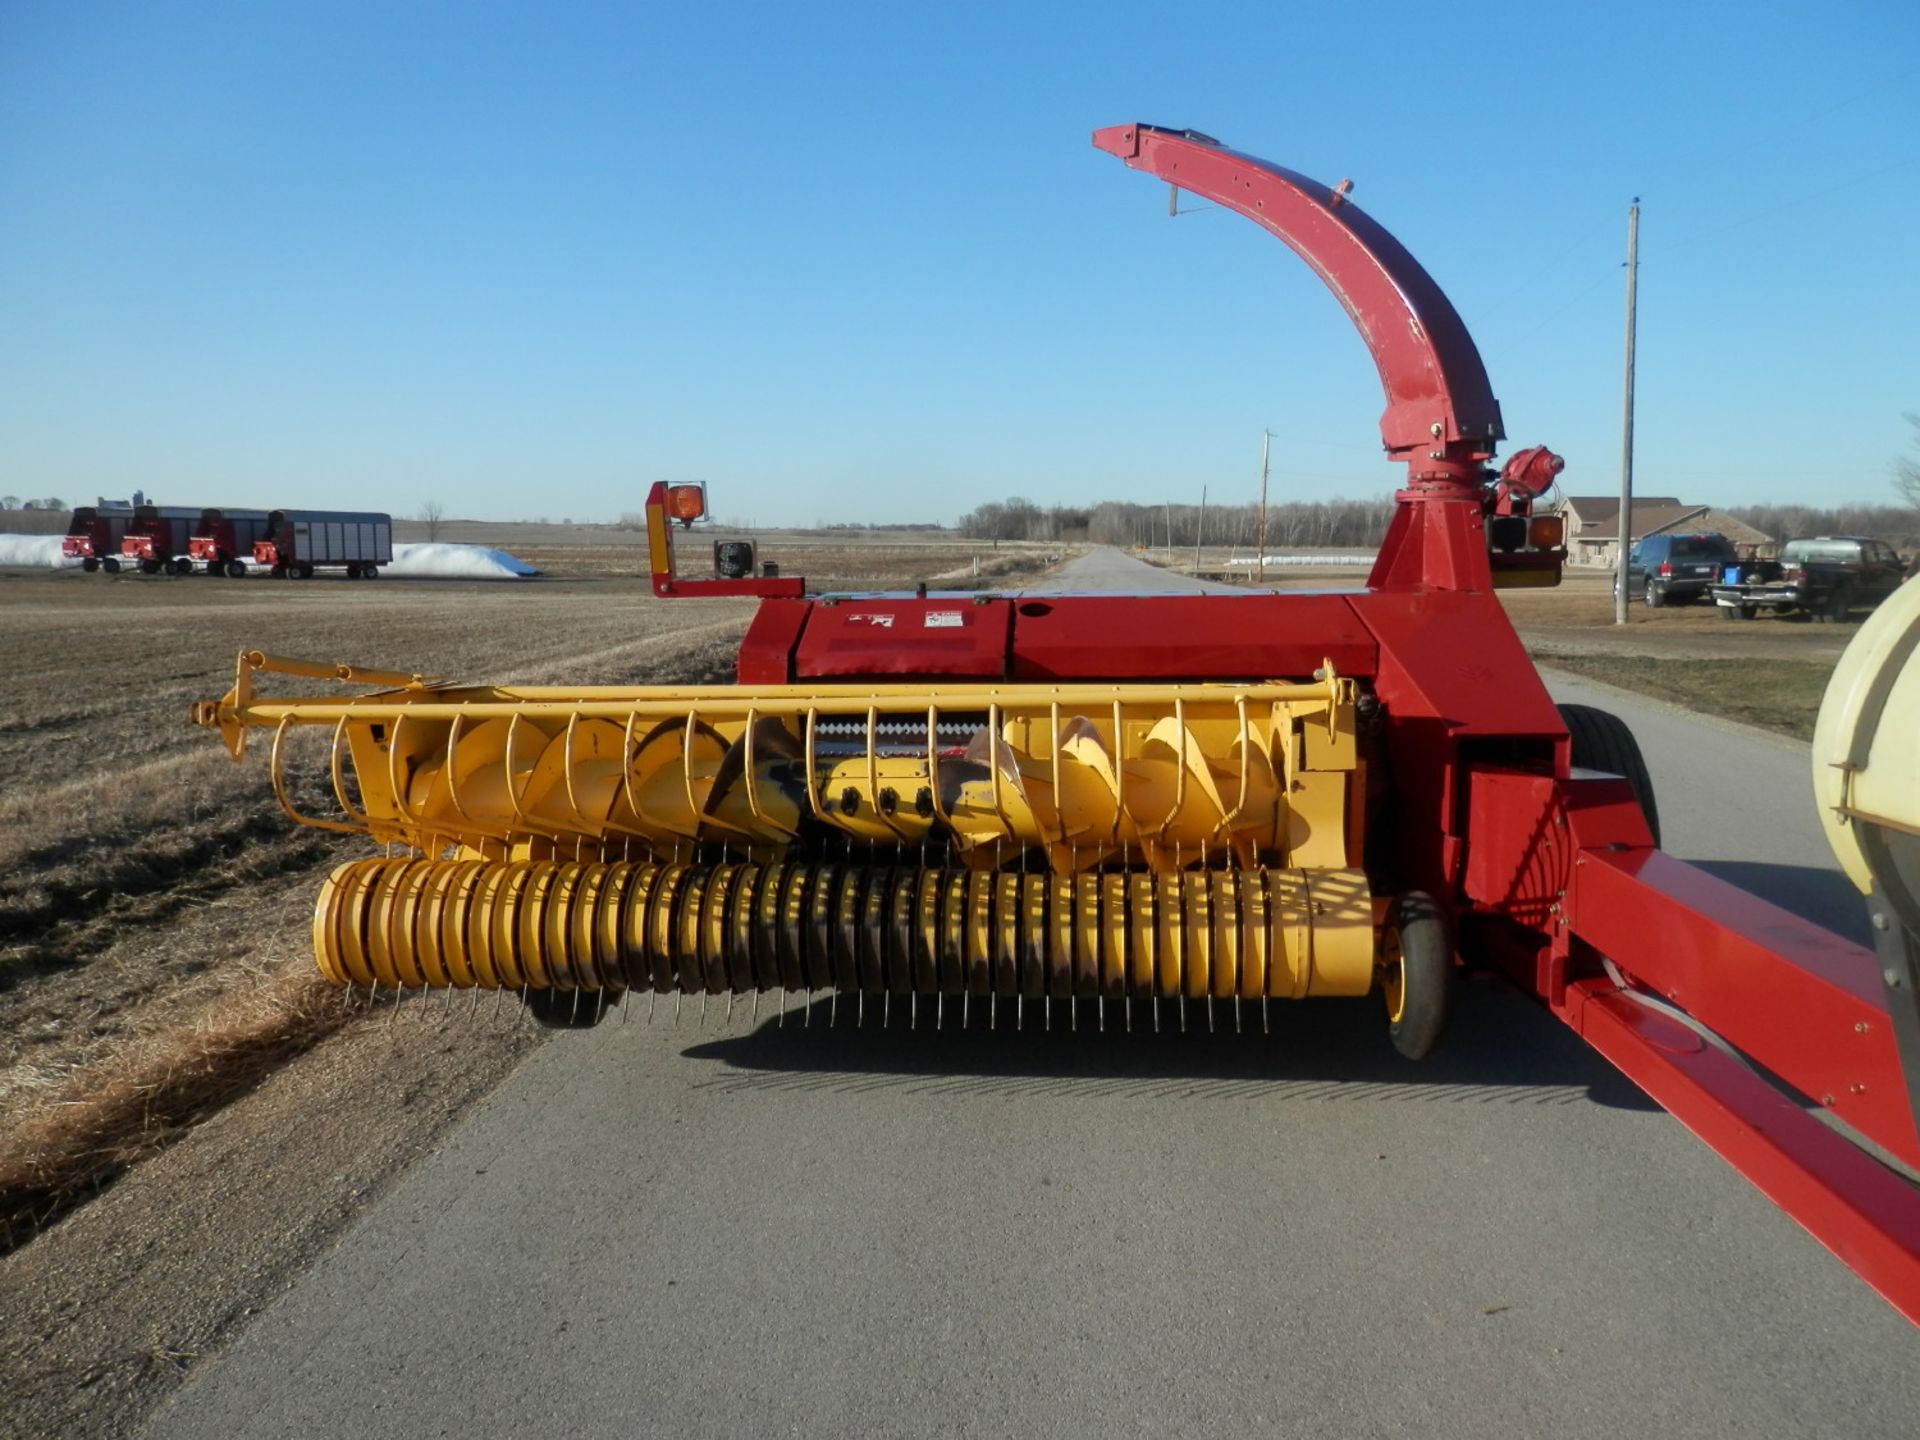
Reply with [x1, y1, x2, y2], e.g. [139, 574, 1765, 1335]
[0, 542, 1866, 1434]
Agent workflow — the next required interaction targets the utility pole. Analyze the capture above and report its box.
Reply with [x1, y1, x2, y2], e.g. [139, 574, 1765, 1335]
[1615, 198, 1640, 626]
[1256, 429, 1272, 584]
[1193, 485, 1207, 570]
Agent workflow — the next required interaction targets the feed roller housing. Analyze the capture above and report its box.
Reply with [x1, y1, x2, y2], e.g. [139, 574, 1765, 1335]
[194, 124, 1920, 1324]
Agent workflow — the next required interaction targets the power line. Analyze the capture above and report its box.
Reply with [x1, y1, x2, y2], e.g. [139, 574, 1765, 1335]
[1640, 155, 1919, 259]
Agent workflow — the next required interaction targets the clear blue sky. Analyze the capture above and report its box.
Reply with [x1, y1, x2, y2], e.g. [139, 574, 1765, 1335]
[2, 1, 1915, 525]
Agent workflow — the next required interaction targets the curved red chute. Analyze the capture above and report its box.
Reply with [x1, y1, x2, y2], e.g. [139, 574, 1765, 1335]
[1093, 124, 1503, 476]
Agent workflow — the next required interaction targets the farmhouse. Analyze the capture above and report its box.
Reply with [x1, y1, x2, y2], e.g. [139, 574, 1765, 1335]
[1556, 495, 1771, 569]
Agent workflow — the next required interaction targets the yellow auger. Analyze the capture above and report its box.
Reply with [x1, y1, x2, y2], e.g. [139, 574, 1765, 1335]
[194, 649, 1378, 1021]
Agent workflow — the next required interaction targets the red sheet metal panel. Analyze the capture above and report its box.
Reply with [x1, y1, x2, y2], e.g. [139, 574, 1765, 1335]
[1567, 845, 1919, 1170]
[794, 597, 1011, 679]
[735, 599, 810, 684]
[1566, 978, 1920, 1327]
[1349, 589, 1563, 736]
[1008, 595, 1375, 681]
[1462, 768, 1566, 929]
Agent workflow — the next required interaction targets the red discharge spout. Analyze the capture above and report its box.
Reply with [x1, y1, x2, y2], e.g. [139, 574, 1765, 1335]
[1092, 124, 1503, 487]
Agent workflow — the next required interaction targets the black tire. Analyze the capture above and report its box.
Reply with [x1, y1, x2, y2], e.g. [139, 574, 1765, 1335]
[271, 565, 287, 579]
[1825, 585, 1852, 624]
[1558, 703, 1661, 847]
[225, 559, 247, 578]
[1382, 891, 1450, 1060]
[1643, 579, 1665, 608]
[299, 564, 315, 580]
[523, 987, 618, 1029]
[82, 557, 98, 573]
[1738, 605, 1756, 621]
[361, 565, 379, 580]
[345, 563, 361, 579]
[102, 557, 121, 574]
[140, 559, 162, 575]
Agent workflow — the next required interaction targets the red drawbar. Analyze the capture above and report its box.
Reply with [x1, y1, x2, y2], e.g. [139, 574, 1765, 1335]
[1568, 979, 1920, 1326]
[1566, 846, 1920, 1169]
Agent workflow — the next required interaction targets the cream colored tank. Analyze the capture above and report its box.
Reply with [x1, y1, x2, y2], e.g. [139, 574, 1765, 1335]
[1812, 572, 1920, 917]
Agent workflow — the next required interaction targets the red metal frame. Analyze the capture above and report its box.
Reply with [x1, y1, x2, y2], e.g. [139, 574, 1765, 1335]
[644, 123, 1920, 1322]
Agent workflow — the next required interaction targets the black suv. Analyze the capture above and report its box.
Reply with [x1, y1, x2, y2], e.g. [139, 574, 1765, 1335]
[1617, 532, 1736, 607]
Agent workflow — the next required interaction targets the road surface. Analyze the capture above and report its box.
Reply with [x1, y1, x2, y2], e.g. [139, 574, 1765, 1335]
[150, 552, 1916, 1439]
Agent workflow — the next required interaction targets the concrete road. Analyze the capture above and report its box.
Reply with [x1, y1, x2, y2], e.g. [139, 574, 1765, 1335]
[150, 554, 1917, 1439]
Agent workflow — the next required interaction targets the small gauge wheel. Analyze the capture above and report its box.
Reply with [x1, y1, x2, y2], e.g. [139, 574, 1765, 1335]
[1380, 890, 1451, 1060]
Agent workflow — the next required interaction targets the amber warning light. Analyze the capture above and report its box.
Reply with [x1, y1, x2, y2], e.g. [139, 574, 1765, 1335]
[665, 484, 708, 528]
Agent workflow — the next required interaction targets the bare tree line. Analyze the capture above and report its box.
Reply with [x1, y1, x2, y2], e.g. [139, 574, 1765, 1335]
[1723, 503, 1918, 546]
[962, 492, 1920, 552]
[957, 497, 1397, 549]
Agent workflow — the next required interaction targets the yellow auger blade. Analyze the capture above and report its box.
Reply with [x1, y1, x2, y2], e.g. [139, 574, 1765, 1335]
[196, 652, 1360, 876]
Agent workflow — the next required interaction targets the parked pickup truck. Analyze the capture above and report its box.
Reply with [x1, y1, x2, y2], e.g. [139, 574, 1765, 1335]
[1709, 536, 1907, 622]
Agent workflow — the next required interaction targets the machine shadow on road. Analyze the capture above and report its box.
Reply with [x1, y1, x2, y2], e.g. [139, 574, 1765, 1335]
[676, 980, 1656, 1112]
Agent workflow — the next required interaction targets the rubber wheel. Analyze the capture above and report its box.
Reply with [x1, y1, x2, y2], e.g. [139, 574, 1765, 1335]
[82, 557, 98, 572]
[226, 559, 247, 578]
[345, 564, 361, 579]
[299, 564, 315, 580]
[271, 565, 287, 579]
[1738, 605, 1756, 621]
[1381, 891, 1450, 1060]
[1558, 703, 1662, 847]
[103, 557, 121, 574]
[1643, 579, 1665, 608]
[361, 565, 379, 580]
[1825, 586, 1852, 624]
[523, 987, 619, 1029]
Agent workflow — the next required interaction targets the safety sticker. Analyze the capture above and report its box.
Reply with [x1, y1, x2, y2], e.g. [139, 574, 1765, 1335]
[923, 611, 964, 628]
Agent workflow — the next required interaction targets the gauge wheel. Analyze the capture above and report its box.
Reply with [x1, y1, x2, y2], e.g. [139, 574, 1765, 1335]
[1381, 891, 1450, 1060]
